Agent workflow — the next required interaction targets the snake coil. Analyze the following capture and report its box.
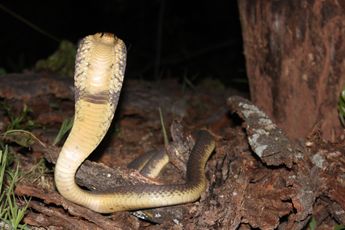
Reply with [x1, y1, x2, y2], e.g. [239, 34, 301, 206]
[54, 33, 215, 213]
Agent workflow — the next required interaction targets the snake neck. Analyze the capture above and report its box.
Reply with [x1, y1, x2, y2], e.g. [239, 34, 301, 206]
[54, 100, 114, 200]
[54, 33, 126, 206]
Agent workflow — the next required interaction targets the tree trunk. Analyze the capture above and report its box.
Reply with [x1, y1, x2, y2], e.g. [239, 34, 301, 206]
[238, 0, 345, 140]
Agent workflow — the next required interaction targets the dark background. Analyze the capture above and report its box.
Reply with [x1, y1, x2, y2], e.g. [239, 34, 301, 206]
[0, 0, 246, 87]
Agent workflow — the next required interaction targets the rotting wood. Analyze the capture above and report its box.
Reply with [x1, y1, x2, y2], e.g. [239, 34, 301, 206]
[2, 71, 344, 228]
[15, 184, 127, 229]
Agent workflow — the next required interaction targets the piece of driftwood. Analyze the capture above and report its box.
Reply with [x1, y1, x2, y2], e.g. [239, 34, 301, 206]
[42, 145, 154, 190]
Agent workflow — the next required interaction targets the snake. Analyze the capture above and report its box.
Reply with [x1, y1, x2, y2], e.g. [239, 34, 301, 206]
[54, 32, 216, 213]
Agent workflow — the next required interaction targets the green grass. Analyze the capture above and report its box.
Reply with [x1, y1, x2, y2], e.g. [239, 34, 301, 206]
[0, 146, 29, 229]
[335, 225, 345, 230]
[158, 107, 169, 147]
[2, 129, 44, 148]
[53, 117, 73, 146]
[308, 216, 316, 230]
[338, 87, 345, 127]
[1, 103, 36, 131]
[308, 216, 345, 230]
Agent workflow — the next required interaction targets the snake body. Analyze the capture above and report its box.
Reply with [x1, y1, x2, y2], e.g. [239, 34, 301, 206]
[54, 33, 215, 213]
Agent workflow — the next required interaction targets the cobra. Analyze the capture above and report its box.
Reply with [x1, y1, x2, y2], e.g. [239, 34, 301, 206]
[54, 33, 215, 213]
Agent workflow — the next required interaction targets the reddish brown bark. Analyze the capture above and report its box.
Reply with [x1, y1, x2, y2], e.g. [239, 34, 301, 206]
[238, 0, 345, 140]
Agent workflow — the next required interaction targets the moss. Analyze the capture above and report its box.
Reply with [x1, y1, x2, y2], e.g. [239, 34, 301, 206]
[35, 40, 77, 77]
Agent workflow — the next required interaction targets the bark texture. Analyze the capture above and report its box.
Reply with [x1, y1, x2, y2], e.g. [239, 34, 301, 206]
[238, 0, 345, 140]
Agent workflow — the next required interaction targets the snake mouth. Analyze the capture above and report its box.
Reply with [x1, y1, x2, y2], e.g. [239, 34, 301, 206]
[94, 32, 120, 45]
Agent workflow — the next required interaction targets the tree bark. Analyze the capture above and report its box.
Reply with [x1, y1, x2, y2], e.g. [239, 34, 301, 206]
[238, 0, 345, 140]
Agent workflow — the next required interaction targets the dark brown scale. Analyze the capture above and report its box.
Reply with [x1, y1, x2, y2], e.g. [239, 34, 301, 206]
[82, 91, 110, 104]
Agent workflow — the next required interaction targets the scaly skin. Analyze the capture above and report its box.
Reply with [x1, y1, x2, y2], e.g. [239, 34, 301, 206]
[54, 33, 215, 213]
